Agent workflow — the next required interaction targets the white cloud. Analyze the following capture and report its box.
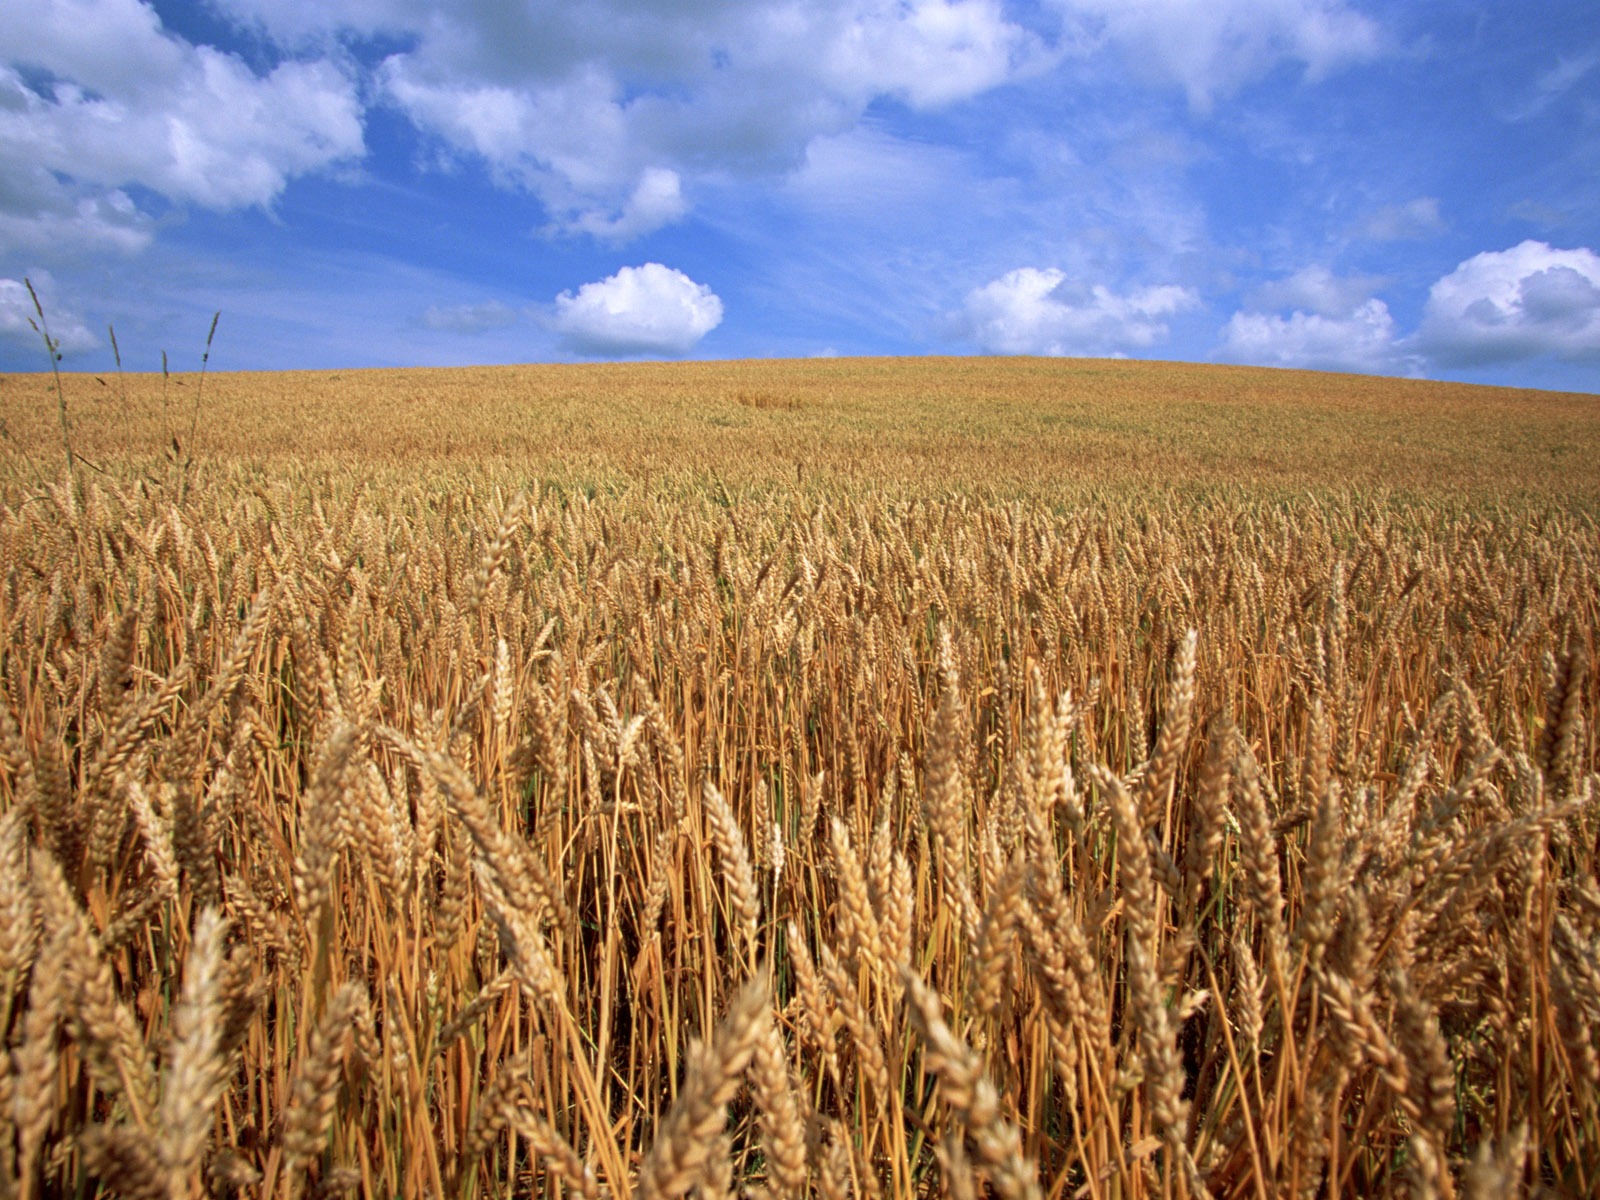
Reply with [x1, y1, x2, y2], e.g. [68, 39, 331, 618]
[419, 300, 520, 334]
[224, 0, 1046, 238]
[1249, 265, 1388, 318]
[957, 267, 1197, 355]
[377, 60, 621, 189]
[1052, 0, 1382, 109]
[819, 0, 1044, 106]
[0, 273, 98, 356]
[209, 0, 423, 46]
[1220, 299, 1410, 375]
[1222, 264, 1419, 374]
[551, 263, 722, 357]
[0, 0, 363, 255]
[374, 55, 688, 238]
[1226, 246, 1600, 376]
[567, 168, 688, 242]
[1416, 241, 1600, 365]
[0, 167, 153, 257]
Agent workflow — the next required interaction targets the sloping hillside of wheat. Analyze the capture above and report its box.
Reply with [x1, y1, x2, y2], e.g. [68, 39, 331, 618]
[0, 357, 1596, 1198]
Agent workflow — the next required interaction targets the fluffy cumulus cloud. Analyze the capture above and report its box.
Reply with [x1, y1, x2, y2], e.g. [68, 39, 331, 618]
[0, 0, 363, 256]
[1224, 245, 1600, 376]
[3, 0, 1393, 265]
[1416, 241, 1600, 366]
[1221, 301, 1407, 375]
[201, 0, 1387, 242]
[1221, 265, 1413, 374]
[550, 263, 722, 357]
[0, 169, 153, 258]
[1051, 0, 1382, 109]
[0, 273, 98, 355]
[819, 0, 1041, 105]
[568, 168, 688, 242]
[1249, 265, 1387, 317]
[220, 0, 1047, 238]
[958, 267, 1197, 356]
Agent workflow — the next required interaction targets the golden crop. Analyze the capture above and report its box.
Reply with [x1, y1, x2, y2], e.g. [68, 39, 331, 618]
[0, 357, 1596, 1198]
[3, 357, 1598, 500]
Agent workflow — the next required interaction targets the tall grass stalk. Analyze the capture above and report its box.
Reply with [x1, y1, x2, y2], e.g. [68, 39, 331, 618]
[22, 277, 74, 489]
[178, 312, 219, 500]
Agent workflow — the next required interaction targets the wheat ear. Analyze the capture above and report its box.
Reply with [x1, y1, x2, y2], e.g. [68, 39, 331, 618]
[903, 968, 1042, 1200]
[158, 907, 232, 1191]
[636, 974, 769, 1200]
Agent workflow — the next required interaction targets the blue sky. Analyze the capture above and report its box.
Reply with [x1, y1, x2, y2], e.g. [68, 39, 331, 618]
[1, 1, 1597, 391]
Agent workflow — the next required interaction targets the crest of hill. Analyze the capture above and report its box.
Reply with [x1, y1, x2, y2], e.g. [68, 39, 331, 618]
[4, 356, 1596, 502]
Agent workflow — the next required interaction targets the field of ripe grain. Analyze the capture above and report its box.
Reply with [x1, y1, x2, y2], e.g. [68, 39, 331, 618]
[0, 359, 1597, 1199]
[3, 357, 1598, 499]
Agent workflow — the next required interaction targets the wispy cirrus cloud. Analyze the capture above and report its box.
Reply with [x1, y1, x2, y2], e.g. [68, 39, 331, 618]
[1354, 197, 1444, 243]
[418, 300, 521, 335]
[1050, 0, 1384, 109]
[1500, 48, 1600, 121]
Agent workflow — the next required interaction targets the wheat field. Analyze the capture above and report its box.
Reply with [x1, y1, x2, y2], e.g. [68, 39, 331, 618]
[0, 357, 1597, 1198]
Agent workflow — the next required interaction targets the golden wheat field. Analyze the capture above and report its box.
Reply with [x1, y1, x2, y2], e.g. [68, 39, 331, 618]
[0, 356, 1597, 1199]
